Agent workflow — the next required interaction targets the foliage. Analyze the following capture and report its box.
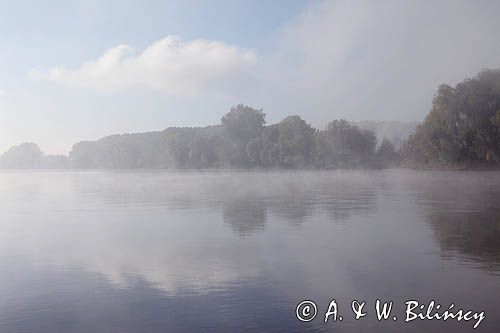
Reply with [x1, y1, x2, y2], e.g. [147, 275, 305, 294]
[221, 105, 266, 145]
[0, 105, 405, 170]
[62, 106, 382, 169]
[401, 69, 500, 167]
[0, 142, 68, 169]
[315, 120, 377, 168]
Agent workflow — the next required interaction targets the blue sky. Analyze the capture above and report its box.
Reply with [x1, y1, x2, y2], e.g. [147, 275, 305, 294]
[1, 0, 500, 154]
[0, 0, 306, 85]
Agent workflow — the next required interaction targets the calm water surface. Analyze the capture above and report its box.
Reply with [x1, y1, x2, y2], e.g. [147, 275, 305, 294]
[0, 170, 499, 332]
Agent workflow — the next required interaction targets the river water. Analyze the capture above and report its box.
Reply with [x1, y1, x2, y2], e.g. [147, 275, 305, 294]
[0, 170, 498, 332]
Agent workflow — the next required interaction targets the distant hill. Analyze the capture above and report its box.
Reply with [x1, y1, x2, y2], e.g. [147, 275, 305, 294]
[351, 121, 417, 147]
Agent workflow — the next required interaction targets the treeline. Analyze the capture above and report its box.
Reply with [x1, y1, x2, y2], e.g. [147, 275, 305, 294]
[401, 69, 500, 167]
[68, 106, 398, 169]
[0, 143, 68, 169]
[0, 107, 399, 170]
[4, 68, 499, 170]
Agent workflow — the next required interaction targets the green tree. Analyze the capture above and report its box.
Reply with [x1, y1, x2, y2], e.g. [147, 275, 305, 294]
[402, 69, 500, 166]
[276, 116, 316, 168]
[221, 105, 266, 146]
[315, 120, 376, 168]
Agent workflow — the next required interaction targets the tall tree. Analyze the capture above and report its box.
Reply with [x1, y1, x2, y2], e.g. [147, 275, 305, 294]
[221, 105, 266, 146]
[401, 69, 500, 166]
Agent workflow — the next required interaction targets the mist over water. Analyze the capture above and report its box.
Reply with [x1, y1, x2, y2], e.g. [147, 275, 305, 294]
[2, 1, 500, 332]
[0, 170, 499, 332]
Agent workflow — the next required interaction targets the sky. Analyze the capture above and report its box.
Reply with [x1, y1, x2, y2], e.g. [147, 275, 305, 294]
[1, 0, 500, 155]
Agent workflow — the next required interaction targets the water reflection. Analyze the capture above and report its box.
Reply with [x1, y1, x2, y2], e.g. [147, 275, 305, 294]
[223, 198, 267, 237]
[0, 259, 321, 333]
[411, 171, 500, 270]
[0, 170, 499, 332]
[68, 171, 378, 227]
[429, 211, 500, 269]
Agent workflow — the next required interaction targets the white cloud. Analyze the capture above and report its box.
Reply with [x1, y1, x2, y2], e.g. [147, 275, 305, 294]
[0, 89, 5, 96]
[33, 35, 257, 96]
[25, 0, 500, 129]
[262, 0, 500, 123]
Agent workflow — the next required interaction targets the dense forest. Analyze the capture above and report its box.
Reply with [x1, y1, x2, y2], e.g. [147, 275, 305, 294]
[2, 69, 499, 170]
[0, 107, 399, 169]
[401, 69, 500, 168]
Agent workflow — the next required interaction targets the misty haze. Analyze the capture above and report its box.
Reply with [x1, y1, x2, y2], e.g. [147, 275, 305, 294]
[1, 1, 500, 332]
